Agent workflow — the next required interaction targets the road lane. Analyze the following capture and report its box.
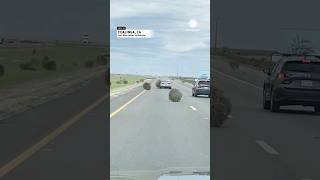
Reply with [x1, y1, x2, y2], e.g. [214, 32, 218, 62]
[1, 76, 108, 179]
[2, 100, 108, 180]
[110, 80, 210, 178]
[1, 77, 210, 179]
[212, 57, 320, 180]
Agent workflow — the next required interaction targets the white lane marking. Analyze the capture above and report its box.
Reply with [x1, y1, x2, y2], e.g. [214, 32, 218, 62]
[189, 106, 198, 111]
[255, 140, 279, 155]
[215, 69, 262, 90]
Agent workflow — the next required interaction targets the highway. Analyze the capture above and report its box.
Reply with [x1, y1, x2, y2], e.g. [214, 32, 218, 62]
[110, 80, 210, 179]
[0, 76, 210, 179]
[0, 76, 108, 179]
[212, 57, 320, 180]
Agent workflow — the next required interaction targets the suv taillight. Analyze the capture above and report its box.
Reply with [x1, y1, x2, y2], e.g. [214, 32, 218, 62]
[277, 72, 288, 80]
[278, 72, 292, 84]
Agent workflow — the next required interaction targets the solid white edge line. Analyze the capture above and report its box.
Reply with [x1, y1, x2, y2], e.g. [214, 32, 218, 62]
[214, 69, 262, 90]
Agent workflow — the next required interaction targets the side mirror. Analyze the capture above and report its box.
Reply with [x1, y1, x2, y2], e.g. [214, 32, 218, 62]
[263, 68, 271, 75]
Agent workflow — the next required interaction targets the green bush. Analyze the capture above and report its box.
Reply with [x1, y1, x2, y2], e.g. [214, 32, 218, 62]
[123, 79, 128, 84]
[212, 88, 232, 127]
[169, 88, 182, 102]
[155, 79, 161, 88]
[140, 79, 144, 82]
[43, 60, 57, 71]
[84, 60, 94, 68]
[116, 81, 122, 84]
[42, 56, 50, 67]
[32, 48, 37, 55]
[229, 61, 239, 70]
[20, 62, 37, 71]
[96, 54, 108, 65]
[143, 82, 151, 90]
[0, 64, 5, 77]
[136, 80, 140, 83]
[30, 58, 40, 66]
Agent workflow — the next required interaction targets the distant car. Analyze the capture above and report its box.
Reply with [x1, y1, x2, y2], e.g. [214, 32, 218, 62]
[160, 80, 172, 89]
[263, 57, 320, 112]
[192, 79, 210, 97]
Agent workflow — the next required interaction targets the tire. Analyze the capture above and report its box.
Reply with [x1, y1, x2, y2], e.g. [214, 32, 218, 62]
[270, 91, 280, 112]
[315, 105, 320, 113]
[194, 91, 198, 97]
[263, 89, 271, 110]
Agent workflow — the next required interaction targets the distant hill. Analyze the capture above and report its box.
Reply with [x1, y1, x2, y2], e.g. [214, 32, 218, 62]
[213, 48, 279, 56]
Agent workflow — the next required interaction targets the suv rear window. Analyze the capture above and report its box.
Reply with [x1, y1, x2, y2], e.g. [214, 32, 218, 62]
[282, 61, 320, 73]
[198, 81, 210, 86]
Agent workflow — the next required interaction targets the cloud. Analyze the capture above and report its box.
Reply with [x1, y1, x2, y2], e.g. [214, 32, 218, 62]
[110, 0, 210, 30]
[110, 51, 130, 61]
[110, 1, 167, 19]
[110, 0, 210, 75]
[163, 37, 208, 52]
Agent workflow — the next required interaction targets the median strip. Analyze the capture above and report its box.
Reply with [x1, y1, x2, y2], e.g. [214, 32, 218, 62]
[0, 93, 108, 178]
[110, 90, 146, 118]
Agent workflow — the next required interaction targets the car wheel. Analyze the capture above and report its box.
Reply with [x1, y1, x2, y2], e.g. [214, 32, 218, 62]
[314, 105, 320, 113]
[270, 91, 280, 112]
[263, 89, 271, 110]
[194, 91, 198, 97]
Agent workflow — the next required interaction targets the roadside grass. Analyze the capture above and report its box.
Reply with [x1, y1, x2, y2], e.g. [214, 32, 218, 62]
[179, 77, 195, 84]
[214, 54, 274, 70]
[0, 45, 108, 87]
[110, 74, 145, 90]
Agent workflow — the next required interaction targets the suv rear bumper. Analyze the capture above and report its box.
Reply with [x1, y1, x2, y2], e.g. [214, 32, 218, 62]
[195, 89, 210, 95]
[160, 85, 171, 88]
[274, 87, 320, 106]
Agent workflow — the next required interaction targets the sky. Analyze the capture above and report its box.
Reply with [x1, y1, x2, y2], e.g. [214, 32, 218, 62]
[110, 0, 210, 77]
[213, 0, 320, 54]
[0, 0, 108, 44]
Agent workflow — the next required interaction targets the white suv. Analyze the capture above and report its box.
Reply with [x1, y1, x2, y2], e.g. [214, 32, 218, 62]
[160, 80, 172, 89]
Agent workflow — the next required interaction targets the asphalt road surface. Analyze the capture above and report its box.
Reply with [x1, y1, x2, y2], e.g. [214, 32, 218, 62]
[0, 76, 109, 180]
[212, 57, 320, 180]
[110, 80, 210, 179]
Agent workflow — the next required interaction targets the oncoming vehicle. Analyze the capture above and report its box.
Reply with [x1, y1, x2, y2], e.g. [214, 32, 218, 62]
[263, 56, 320, 112]
[160, 80, 172, 89]
[192, 79, 210, 97]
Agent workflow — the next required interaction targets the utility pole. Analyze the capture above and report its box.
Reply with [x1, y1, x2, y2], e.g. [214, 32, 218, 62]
[214, 17, 220, 52]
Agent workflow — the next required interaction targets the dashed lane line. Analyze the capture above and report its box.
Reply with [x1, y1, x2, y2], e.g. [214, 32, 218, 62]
[189, 106, 198, 111]
[255, 140, 279, 155]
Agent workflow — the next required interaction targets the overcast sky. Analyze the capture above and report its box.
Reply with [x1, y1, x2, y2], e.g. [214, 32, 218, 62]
[0, 0, 108, 44]
[213, 0, 320, 54]
[110, 0, 210, 76]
